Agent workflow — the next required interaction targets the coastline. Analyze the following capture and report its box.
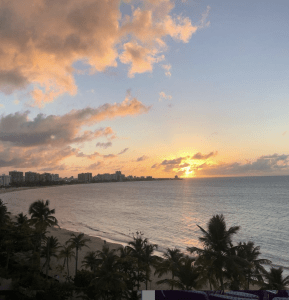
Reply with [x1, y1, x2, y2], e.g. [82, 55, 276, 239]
[0, 186, 53, 195]
[10, 213, 262, 290]
[4, 186, 266, 290]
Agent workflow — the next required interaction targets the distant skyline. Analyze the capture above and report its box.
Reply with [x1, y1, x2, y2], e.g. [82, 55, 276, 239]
[0, 0, 288, 178]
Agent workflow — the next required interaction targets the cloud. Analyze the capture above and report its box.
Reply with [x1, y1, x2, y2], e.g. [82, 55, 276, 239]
[0, 0, 208, 105]
[13, 99, 20, 105]
[0, 93, 149, 170]
[118, 148, 129, 155]
[282, 131, 287, 136]
[192, 151, 217, 160]
[159, 156, 189, 172]
[103, 154, 117, 159]
[159, 91, 172, 101]
[88, 161, 104, 170]
[120, 41, 165, 77]
[0, 93, 149, 147]
[136, 155, 148, 162]
[194, 153, 289, 177]
[0, 104, 4, 109]
[162, 64, 171, 77]
[96, 142, 112, 149]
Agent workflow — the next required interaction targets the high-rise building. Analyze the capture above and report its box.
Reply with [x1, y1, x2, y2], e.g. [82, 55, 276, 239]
[0, 174, 11, 186]
[78, 173, 92, 182]
[51, 174, 59, 181]
[39, 173, 53, 182]
[9, 171, 24, 184]
[115, 171, 122, 181]
[25, 171, 40, 182]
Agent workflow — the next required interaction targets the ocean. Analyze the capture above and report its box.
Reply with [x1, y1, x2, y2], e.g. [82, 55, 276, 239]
[2, 175, 289, 275]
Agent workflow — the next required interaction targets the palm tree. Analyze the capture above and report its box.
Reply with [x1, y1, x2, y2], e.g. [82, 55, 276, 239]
[0, 199, 11, 227]
[236, 241, 271, 289]
[187, 214, 240, 290]
[127, 231, 148, 289]
[28, 199, 59, 233]
[16, 212, 28, 226]
[194, 252, 219, 290]
[91, 244, 127, 300]
[142, 242, 160, 290]
[175, 255, 201, 290]
[82, 251, 100, 274]
[117, 246, 138, 290]
[58, 244, 75, 279]
[41, 235, 60, 278]
[66, 233, 91, 276]
[260, 267, 289, 290]
[155, 248, 184, 290]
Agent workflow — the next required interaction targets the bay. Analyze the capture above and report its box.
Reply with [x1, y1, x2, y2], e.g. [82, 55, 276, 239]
[2, 175, 289, 275]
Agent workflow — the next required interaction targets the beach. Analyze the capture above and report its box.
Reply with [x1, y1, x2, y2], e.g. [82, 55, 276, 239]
[4, 186, 263, 290]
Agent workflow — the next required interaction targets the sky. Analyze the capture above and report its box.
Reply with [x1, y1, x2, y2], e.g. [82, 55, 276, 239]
[0, 0, 288, 178]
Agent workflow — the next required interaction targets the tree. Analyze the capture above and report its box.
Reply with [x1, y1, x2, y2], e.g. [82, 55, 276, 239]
[27, 199, 59, 262]
[117, 245, 138, 291]
[90, 244, 127, 300]
[82, 251, 99, 274]
[260, 267, 289, 290]
[126, 231, 148, 289]
[0, 199, 11, 227]
[58, 245, 75, 279]
[16, 212, 28, 226]
[142, 242, 160, 290]
[66, 233, 91, 276]
[175, 255, 201, 290]
[236, 241, 271, 289]
[155, 248, 184, 290]
[41, 235, 60, 278]
[187, 214, 240, 290]
[28, 199, 59, 233]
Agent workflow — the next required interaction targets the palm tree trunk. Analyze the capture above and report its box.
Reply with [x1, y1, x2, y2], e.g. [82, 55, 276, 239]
[75, 247, 78, 276]
[5, 251, 10, 270]
[219, 274, 224, 290]
[63, 257, 66, 268]
[67, 256, 70, 278]
[172, 274, 174, 290]
[46, 240, 50, 279]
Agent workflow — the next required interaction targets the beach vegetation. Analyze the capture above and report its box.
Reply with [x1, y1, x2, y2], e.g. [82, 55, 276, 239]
[58, 244, 75, 279]
[260, 266, 289, 290]
[187, 214, 242, 289]
[155, 247, 184, 290]
[40, 235, 61, 278]
[0, 201, 282, 297]
[66, 233, 91, 276]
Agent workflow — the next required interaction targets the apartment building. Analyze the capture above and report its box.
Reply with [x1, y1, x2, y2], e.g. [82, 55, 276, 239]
[0, 174, 11, 186]
[9, 171, 24, 184]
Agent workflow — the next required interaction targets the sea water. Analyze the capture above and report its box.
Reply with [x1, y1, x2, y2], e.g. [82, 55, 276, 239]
[2, 175, 289, 275]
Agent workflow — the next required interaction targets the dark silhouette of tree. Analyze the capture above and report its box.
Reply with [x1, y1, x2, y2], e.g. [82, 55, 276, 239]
[236, 241, 271, 289]
[57, 244, 75, 280]
[41, 235, 60, 278]
[66, 233, 91, 276]
[187, 214, 240, 290]
[260, 267, 289, 290]
[155, 248, 184, 290]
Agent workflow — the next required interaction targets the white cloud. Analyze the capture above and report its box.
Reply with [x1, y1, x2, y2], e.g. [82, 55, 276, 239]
[159, 91, 172, 101]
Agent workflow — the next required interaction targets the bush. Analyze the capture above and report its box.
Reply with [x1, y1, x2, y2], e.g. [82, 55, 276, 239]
[74, 269, 95, 288]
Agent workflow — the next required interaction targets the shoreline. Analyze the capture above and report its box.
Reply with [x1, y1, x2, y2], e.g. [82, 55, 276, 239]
[10, 213, 263, 290]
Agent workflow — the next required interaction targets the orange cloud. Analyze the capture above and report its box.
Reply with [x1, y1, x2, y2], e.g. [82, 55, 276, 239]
[0, 0, 209, 106]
